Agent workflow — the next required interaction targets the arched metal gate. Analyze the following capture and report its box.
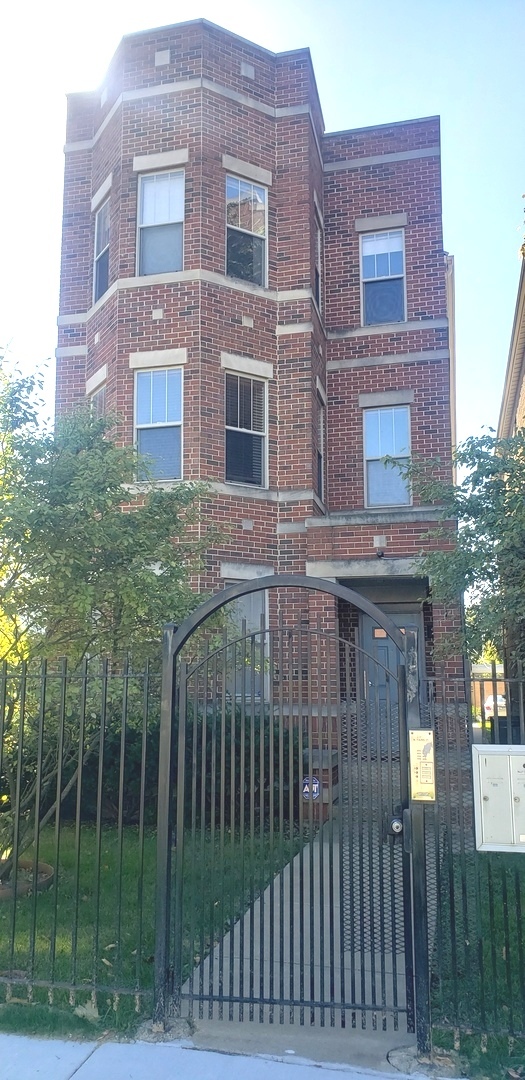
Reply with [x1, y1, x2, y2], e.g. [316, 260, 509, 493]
[154, 576, 430, 1052]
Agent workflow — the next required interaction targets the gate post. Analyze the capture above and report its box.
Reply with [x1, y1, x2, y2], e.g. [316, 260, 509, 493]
[405, 628, 432, 1060]
[154, 623, 177, 1028]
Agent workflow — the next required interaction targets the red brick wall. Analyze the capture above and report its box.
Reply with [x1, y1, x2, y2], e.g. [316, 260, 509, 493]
[56, 19, 458, 671]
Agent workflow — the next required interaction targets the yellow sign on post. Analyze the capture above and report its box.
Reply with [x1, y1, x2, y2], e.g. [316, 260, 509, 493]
[409, 729, 436, 802]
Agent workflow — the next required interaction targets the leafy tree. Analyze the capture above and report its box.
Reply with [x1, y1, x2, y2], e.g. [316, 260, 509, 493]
[0, 369, 219, 878]
[407, 431, 525, 662]
[0, 370, 217, 666]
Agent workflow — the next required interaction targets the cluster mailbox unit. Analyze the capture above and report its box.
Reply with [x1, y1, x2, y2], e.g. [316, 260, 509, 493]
[472, 746, 525, 852]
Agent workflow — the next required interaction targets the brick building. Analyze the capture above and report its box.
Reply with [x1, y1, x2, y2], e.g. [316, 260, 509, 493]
[56, 18, 459, 677]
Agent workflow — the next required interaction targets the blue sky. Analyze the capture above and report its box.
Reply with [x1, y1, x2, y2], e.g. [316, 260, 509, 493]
[0, 0, 523, 439]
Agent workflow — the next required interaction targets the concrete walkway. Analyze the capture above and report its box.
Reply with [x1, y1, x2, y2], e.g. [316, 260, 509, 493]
[0, 1032, 428, 1080]
[183, 819, 413, 1072]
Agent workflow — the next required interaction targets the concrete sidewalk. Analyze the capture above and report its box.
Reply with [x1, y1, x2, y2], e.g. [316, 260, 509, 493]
[1, 1033, 427, 1080]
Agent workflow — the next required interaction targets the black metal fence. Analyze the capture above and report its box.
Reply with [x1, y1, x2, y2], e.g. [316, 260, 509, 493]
[1, 655, 525, 1044]
[423, 671, 525, 1040]
[0, 659, 160, 1024]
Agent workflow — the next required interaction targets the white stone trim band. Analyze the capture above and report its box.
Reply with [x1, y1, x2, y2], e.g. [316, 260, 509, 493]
[129, 348, 187, 369]
[86, 364, 107, 395]
[220, 352, 273, 379]
[91, 173, 112, 212]
[358, 388, 414, 408]
[133, 148, 188, 172]
[354, 212, 407, 232]
[222, 154, 272, 187]
[324, 146, 440, 173]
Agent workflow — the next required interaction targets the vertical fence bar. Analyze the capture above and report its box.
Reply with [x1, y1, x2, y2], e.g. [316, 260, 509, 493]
[514, 865, 525, 1033]
[187, 660, 198, 1020]
[115, 658, 129, 990]
[453, 676, 472, 1027]
[327, 629, 336, 1028]
[28, 661, 47, 992]
[172, 659, 188, 1016]
[135, 662, 149, 1007]
[8, 661, 27, 979]
[207, 645, 218, 1018]
[517, 663, 525, 743]
[258, 619, 266, 1023]
[339, 641, 351, 1028]
[378, 667, 392, 1030]
[49, 659, 67, 993]
[355, 635, 366, 1028]
[440, 667, 459, 1025]
[307, 621, 317, 1026]
[318, 629, 326, 1029]
[218, 635, 228, 1020]
[268, 627, 276, 1024]
[228, 639, 238, 1021]
[398, 663, 413, 1034]
[248, 627, 256, 1022]
[297, 624, 305, 1026]
[366, 648, 378, 1030]
[277, 618, 285, 1024]
[71, 659, 88, 998]
[342, 640, 353, 1027]
[92, 660, 107, 1001]
[198, 644, 209, 1020]
[154, 623, 177, 1027]
[405, 629, 431, 1058]
[238, 637, 247, 1021]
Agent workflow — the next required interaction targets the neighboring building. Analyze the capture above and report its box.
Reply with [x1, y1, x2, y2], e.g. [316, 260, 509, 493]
[498, 257, 525, 438]
[56, 19, 459, 677]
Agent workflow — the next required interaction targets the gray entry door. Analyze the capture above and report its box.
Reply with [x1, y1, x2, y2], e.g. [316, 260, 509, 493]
[361, 613, 423, 703]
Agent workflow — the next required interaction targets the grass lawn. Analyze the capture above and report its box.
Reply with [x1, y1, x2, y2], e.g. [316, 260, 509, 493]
[0, 821, 304, 1035]
[431, 848, 525, 1076]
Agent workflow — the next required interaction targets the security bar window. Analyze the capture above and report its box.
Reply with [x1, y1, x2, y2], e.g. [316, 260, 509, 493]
[136, 368, 182, 480]
[138, 171, 184, 276]
[94, 200, 110, 302]
[361, 229, 405, 325]
[226, 175, 267, 286]
[364, 405, 410, 507]
[225, 373, 266, 486]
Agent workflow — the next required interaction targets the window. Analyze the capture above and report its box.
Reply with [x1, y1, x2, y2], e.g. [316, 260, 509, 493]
[138, 171, 184, 276]
[225, 373, 266, 486]
[361, 230, 405, 325]
[364, 406, 410, 507]
[224, 580, 267, 700]
[135, 368, 182, 480]
[90, 384, 106, 417]
[317, 400, 325, 501]
[94, 200, 110, 302]
[314, 217, 323, 310]
[224, 581, 266, 635]
[226, 176, 267, 286]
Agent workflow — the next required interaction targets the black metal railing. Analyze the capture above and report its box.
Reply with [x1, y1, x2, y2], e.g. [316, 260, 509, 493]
[0, 659, 160, 1025]
[2, 652, 525, 1044]
[423, 673, 525, 1040]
